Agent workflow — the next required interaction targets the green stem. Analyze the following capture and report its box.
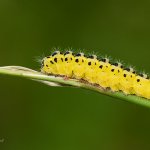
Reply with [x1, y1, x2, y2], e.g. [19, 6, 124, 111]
[0, 66, 150, 108]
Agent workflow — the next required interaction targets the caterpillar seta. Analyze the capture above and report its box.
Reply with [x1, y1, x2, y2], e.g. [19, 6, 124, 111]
[41, 50, 150, 99]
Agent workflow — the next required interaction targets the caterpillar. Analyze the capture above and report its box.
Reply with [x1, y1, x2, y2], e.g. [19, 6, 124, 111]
[41, 50, 150, 99]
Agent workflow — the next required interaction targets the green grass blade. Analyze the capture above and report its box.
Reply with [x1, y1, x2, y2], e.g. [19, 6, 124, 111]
[0, 66, 150, 108]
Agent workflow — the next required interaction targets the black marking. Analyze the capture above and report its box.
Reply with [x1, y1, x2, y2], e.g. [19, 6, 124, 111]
[54, 58, 57, 63]
[101, 58, 106, 62]
[46, 56, 50, 58]
[65, 58, 68, 61]
[64, 51, 70, 55]
[71, 58, 72, 60]
[112, 63, 118, 66]
[61, 58, 63, 62]
[111, 69, 114, 72]
[99, 65, 103, 69]
[133, 71, 136, 74]
[75, 59, 79, 63]
[131, 75, 132, 77]
[118, 70, 120, 73]
[124, 74, 127, 77]
[139, 73, 143, 77]
[46, 65, 48, 67]
[88, 62, 91, 66]
[95, 62, 96, 65]
[125, 68, 130, 71]
[82, 59, 84, 62]
[88, 55, 94, 59]
[76, 53, 81, 57]
[50, 61, 54, 64]
[120, 65, 124, 69]
[60, 52, 63, 54]
[52, 52, 58, 56]
[137, 79, 140, 82]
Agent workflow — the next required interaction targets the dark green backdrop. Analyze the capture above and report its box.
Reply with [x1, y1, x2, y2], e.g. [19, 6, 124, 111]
[0, 0, 150, 150]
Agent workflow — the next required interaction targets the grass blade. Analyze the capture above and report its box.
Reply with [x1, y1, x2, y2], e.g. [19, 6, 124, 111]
[0, 66, 150, 108]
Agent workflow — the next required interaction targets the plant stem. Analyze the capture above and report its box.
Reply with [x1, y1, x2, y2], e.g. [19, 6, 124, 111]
[0, 66, 150, 108]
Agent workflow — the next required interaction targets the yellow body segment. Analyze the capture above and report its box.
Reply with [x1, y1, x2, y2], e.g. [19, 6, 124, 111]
[133, 75, 150, 99]
[41, 51, 150, 99]
[97, 61, 111, 88]
[84, 56, 100, 84]
[106, 64, 123, 92]
[72, 54, 87, 79]
[64, 52, 75, 77]
[119, 70, 136, 94]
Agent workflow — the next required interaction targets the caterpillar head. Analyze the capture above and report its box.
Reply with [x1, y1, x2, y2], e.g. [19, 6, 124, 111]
[40, 56, 54, 74]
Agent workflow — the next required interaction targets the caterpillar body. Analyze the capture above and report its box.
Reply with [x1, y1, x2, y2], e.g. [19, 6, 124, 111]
[41, 51, 150, 99]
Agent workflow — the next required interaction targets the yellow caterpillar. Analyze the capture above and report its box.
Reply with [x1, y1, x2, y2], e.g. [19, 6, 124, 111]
[41, 51, 150, 99]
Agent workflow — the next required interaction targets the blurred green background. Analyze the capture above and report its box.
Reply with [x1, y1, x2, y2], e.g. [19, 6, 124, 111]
[0, 0, 150, 150]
